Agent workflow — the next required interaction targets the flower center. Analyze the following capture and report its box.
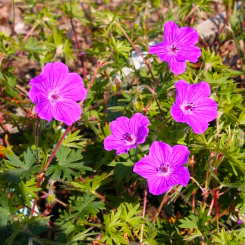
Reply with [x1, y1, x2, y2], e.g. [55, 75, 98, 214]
[168, 44, 179, 55]
[182, 103, 195, 113]
[48, 91, 60, 103]
[122, 132, 134, 143]
[158, 163, 170, 175]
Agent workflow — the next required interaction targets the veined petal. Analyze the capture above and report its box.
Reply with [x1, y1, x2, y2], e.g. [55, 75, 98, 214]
[187, 81, 211, 102]
[163, 21, 180, 46]
[171, 104, 186, 122]
[137, 126, 149, 144]
[41, 62, 69, 90]
[110, 116, 130, 138]
[53, 99, 81, 125]
[133, 156, 159, 179]
[149, 42, 169, 61]
[149, 141, 172, 166]
[29, 75, 49, 103]
[175, 80, 189, 104]
[148, 176, 172, 195]
[194, 97, 218, 122]
[58, 73, 87, 101]
[169, 56, 186, 74]
[129, 113, 149, 138]
[177, 46, 201, 63]
[35, 94, 53, 122]
[170, 145, 190, 168]
[185, 114, 209, 134]
[167, 167, 190, 187]
[104, 135, 124, 151]
[177, 27, 199, 47]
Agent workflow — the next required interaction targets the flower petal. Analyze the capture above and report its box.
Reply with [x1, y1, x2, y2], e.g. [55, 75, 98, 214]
[29, 75, 49, 103]
[177, 27, 199, 47]
[116, 145, 133, 155]
[170, 145, 190, 168]
[129, 113, 149, 138]
[41, 62, 69, 90]
[167, 167, 190, 187]
[185, 114, 209, 134]
[194, 97, 218, 122]
[53, 99, 81, 125]
[177, 46, 201, 63]
[149, 42, 169, 61]
[149, 141, 172, 165]
[171, 104, 186, 122]
[58, 73, 87, 101]
[104, 135, 124, 151]
[175, 80, 189, 104]
[137, 126, 149, 144]
[110, 116, 130, 138]
[163, 21, 180, 46]
[35, 94, 53, 122]
[133, 156, 159, 179]
[148, 176, 172, 195]
[169, 56, 186, 74]
[187, 81, 211, 102]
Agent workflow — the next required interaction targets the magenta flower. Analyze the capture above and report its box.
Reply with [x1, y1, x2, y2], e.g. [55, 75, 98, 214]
[29, 62, 87, 125]
[133, 141, 190, 195]
[104, 113, 149, 155]
[149, 21, 201, 74]
[170, 80, 218, 134]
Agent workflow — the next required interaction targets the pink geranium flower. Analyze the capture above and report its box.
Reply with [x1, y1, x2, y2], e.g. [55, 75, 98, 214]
[149, 21, 201, 74]
[29, 62, 87, 125]
[170, 80, 218, 134]
[104, 113, 149, 156]
[133, 141, 190, 195]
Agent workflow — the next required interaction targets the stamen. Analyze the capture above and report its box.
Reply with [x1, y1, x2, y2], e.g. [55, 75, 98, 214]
[182, 103, 195, 113]
[122, 132, 134, 142]
[158, 163, 170, 175]
[168, 45, 179, 55]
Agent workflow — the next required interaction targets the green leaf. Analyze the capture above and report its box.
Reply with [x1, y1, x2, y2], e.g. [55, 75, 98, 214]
[4, 147, 40, 183]
[46, 145, 92, 181]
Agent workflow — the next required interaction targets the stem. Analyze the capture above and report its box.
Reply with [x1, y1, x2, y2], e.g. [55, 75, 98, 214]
[153, 117, 171, 141]
[230, 25, 244, 72]
[30, 125, 71, 217]
[12, 0, 16, 35]
[207, 197, 214, 216]
[191, 163, 196, 213]
[173, 186, 197, 213]
[214, 168, 219, 232]
[153, 192, 169, 222]
[69, 4, 87, 80]
[80, 65, 101, 106]
[35, 117, 40, 165]
[140, 187, 147, 244]
[116, 22, 157, 85]
[23, 23, 38, 43]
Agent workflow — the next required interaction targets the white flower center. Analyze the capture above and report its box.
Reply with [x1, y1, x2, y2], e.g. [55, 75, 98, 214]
[181, 102, 195, 114]
[48, 91, 60, 104]
[168, 44, 179, 55]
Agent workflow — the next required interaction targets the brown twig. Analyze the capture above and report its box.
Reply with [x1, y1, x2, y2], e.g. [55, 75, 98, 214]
[153, 192, 169, 222]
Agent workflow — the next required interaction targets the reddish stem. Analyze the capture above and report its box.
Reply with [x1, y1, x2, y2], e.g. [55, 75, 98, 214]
[214, 168, 219, 231]
[31, 65, 101, 217]
[70, 18, 87, 80]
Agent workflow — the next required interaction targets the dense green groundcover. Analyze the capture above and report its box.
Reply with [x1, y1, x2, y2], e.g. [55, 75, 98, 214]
[1, 0, 245, 244]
